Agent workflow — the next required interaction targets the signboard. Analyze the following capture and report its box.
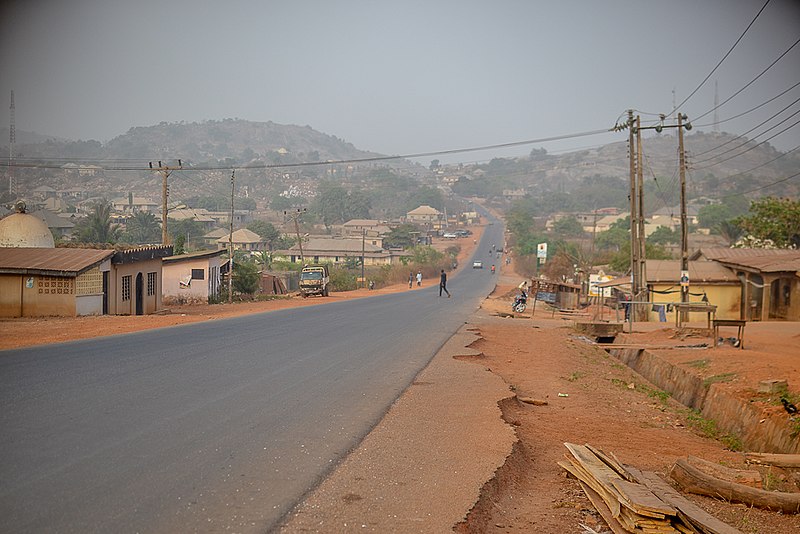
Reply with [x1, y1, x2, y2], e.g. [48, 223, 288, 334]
[588, 274, 613, 297]
[536, 242, 547, 260]
[680, 270, 690, 288]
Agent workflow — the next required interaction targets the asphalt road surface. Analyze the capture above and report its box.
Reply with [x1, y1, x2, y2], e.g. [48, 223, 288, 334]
[0, 222, 507, 533]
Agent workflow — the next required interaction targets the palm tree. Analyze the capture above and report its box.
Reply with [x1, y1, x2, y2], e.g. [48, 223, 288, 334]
[75, 201, 121, 244]
[715, 220, 744, 247]
[124, 211, 161, 244]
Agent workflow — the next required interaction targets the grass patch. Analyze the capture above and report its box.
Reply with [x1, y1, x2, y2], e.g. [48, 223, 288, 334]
[703, 372, 737, 387]
[686, 409, 743, 451]
[566, 371, 585, 382]
[683, 358, 709, 369]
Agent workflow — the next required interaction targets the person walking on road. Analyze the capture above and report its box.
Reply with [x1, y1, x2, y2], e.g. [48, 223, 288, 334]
[409, 271, 414, 289]
[439, 269, 451, 298]
[416, 270, 422, 286]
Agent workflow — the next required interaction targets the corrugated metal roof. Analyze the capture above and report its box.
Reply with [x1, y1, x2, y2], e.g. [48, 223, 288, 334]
[700, 248, 800, 273]
[646, 260, 738, 283]
[163, 249, 226, 263]
[0, 247, 114, 276]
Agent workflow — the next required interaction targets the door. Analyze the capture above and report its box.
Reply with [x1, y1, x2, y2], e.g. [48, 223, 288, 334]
[135, 273, 144, 315]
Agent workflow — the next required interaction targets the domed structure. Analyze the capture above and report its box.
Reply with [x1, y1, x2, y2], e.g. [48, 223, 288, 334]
[0, 201, 56, 248]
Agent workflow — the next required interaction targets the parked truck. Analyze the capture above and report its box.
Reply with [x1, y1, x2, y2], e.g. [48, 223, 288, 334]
[299, 264, 330, 297]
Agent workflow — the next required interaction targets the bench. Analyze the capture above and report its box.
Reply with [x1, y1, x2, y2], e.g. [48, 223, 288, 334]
[713, 319, 746, 349]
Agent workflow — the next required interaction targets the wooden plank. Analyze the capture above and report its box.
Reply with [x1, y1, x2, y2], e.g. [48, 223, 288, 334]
[559, 459, 622, 518]
[587, 444, 637, 482]
[637, 470, 742, 534]
[578, 481, 632, 534]
[744, 452, 800, 469]
[612, 478, 676, 517]
[565, 444, 630, 517]
[671, 459, 800, 514]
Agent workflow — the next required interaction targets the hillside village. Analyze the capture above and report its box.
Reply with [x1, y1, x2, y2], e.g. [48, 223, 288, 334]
[1, 120, 799, 323]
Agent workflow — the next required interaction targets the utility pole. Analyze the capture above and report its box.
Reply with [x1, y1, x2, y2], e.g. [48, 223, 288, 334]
[618, 111, 692, 321]
[228, 169, 235, 304]
[635, 116, 647, 320]
[8, 91, 15, 197]
[285, 208, 307, 264]
[627, 110, 639, 324]
[677, 113, 690, 305]
[361, 228, 366, 289]
[150, 159, 182, 245]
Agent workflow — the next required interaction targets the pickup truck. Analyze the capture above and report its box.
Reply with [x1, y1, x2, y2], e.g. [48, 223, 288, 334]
[300, 264, 330, 297]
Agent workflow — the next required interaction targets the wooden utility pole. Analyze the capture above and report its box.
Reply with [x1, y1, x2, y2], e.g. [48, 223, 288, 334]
[285, 209, 307, 265]
[228, 169, 235, 304]
[635, 116, 647, 320]
[151, 159, 182, 245]
[361, 229, 366, 288]
[678, 113, 689, 304]
[627, 110, 638, 322]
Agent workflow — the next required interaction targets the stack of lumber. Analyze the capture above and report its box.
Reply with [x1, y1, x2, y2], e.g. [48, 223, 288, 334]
[559, 443, 742, 534]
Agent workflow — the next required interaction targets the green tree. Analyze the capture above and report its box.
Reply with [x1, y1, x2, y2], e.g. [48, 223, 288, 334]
[647, 226, 678, 245]
[383, 223, 421, 249]
[715, 220, 744, 247]
[595, 217, 630, 252]
[311, 183, 371, 228]
[735, 197, 800, 248]
[232, 260, 260, 295]
[247, 220, 280, 248]
[123, 211, 161, 244]
[406, 185, 444, 212]
[552, 216, 585, 238]
[168, 218, 207, 251]
[74, 201, 121, 244]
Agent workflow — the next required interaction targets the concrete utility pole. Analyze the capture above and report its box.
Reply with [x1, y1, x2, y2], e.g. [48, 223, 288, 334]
[150, 160, 182, 245]
[361, 229, 366, 289]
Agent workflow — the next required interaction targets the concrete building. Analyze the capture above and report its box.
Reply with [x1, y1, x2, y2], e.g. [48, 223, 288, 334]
[0, 247, 114, 317]
[162, 249, 225, 305]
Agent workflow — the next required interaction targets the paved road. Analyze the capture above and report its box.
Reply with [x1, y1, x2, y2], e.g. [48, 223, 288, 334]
[0, 222, 506, 533]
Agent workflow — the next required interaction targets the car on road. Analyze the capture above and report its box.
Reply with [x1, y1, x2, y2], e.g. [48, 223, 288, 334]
[472, 261, 483, 269]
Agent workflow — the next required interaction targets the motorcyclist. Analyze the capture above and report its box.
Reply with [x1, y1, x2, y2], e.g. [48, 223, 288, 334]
[491, 264, 496, 274]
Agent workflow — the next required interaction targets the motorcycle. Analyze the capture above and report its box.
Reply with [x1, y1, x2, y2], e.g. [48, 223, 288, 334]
[512, 290, 528, 313]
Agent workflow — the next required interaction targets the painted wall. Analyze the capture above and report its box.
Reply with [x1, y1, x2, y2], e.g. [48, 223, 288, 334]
[648, 283, 741, 322]
[162, 256, 222, 304]
[108, 258, 163, 315]
[0, 274, 77, 317]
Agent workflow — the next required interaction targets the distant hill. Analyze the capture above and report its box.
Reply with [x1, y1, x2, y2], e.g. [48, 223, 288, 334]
[1, 119, 385, 166]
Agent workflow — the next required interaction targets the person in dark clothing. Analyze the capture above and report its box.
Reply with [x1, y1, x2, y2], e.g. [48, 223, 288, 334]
[439, 269, 451, 298]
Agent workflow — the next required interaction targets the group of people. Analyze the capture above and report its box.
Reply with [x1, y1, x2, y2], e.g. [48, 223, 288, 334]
[408, 269, 451, 298]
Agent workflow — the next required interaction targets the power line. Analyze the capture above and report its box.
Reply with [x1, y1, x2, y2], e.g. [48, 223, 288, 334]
[692, 116, 800, 170]
[669, 0, 772, 116]
[692, 80, 800, 129]
[0, 127, 614, 172]
[712, 170, 800, 199]
[692, 35, 800, 123]
[691, 95, 800, 159]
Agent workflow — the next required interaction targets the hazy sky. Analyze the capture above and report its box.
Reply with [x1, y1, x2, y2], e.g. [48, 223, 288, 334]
[1, 0, 798, 164]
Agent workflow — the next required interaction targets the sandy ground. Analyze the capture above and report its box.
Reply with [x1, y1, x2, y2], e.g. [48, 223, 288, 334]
[3, 228, 800, 533]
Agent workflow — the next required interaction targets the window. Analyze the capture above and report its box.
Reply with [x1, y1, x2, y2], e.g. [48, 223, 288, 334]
[122, 275, 131, 301]
[147, 272, 156, 296]
[191, 269, 205, 280]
